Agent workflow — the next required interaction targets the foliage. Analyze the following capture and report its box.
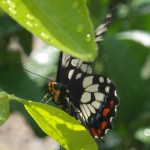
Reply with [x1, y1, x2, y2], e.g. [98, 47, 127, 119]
[0, 0, 150, 150]
[0, 0, 96, 61]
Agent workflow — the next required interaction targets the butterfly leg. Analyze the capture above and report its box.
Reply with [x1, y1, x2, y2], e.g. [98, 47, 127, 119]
[41, 94, 52, 104]
[64, 97, 74, 115]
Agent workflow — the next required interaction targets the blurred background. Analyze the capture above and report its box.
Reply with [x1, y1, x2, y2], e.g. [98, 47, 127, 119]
[0, 0, 150, 150]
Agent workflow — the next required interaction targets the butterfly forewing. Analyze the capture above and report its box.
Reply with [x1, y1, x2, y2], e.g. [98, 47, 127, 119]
[56, 52, 92, 84]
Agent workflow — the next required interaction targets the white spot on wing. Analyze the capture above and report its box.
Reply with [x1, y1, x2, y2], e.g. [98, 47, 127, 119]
[83, 104, 91, 117]
[80, 64, 88, 72]
[114, 90, 117, 96]
[87, 104, 96, 114]
[107, 78, 111, 84]
[78, 111, 85, 122]
[99, 77, 104, 83]
[76, 73, 82, 79]
[71, 59, 78, 66]
[105, 129, 110, 134]
[94, 92, 105, 102]
[92, 101, 101, 109]
[65, 59, 70, 67]
[105, 86, 110, 93]
[68, 69, 74, 80]
[87, 65, 92, 74]
[83, 76, 93, 88]
[110, 117, 113, 122]
[80, 105, 88, 120]
[85, 84, 99, 92]
[81, 92, 91, 103]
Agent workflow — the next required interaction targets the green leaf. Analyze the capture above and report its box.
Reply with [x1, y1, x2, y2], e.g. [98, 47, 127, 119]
[23, 101, 97, 150]
[0, 92, 97, 150]
[0, 0, 97, 61]
[0, 92, 10, 125]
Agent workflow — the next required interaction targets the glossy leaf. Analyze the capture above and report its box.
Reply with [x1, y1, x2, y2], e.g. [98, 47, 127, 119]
[0, 0, 97, 61]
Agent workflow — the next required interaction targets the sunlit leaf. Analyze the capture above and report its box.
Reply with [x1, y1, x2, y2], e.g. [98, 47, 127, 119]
[0, 92, 97, 150]
[0, 0, 97, 61]
[23, 101, 97, 150]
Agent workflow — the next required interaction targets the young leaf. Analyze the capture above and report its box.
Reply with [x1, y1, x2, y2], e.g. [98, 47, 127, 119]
[0, 0, 97, 61]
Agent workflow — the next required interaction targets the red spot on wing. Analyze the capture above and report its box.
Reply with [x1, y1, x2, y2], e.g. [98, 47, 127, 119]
[97, 129, 102, 136]
[101, 121, 107, 130]
[91, 128, 103, 138]
[109, 100, 115, 108]
[91, 128, 98, 138]
[102, 108, 110, 117]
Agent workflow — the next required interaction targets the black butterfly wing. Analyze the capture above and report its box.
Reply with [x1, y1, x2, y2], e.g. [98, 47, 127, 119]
[67, 74, 119, 138]
[55, 12, 119, 139]
[56, 53, 119, 138]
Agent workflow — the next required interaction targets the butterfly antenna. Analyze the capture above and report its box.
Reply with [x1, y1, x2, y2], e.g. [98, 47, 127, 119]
[22, 67, 51, 81]
[17, 62, 51, 81]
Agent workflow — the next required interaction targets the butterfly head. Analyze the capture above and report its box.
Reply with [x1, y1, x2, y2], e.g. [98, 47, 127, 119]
[48, 81, 66, 103]
[48, 81, 60, 101]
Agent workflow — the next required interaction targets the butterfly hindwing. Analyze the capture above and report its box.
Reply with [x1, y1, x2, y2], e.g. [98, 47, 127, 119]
[65, 72, 118, 138]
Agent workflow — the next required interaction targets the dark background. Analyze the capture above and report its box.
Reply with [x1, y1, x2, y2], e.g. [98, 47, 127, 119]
[0, 0, 150, 150]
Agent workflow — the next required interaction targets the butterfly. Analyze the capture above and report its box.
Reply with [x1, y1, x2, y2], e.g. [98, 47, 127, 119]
[48, 12, 119, 139]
